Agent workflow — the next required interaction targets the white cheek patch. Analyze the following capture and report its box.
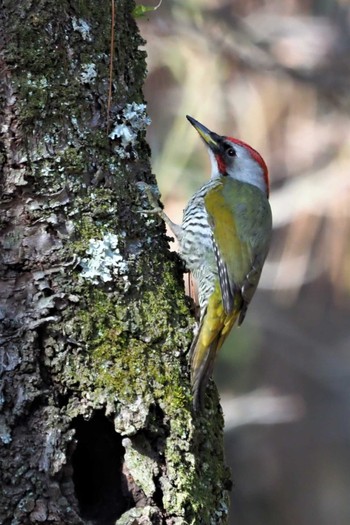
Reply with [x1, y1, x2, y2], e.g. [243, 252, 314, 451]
[229, 147, 266, 193]
[208, 149, 221, 179]
[206, 143, 267, 193]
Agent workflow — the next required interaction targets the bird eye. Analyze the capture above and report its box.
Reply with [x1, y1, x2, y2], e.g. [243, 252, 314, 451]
[226, 147, 236, 157]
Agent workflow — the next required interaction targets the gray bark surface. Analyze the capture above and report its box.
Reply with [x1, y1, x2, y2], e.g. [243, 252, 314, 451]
[0, 1, 230, 523]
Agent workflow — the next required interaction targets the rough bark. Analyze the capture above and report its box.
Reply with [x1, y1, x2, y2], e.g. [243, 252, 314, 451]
[0, 1, 230, 524]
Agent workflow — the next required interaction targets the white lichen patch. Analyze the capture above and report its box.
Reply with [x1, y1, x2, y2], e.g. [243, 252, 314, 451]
[122, 438, 157, 498]
[80, 63, 97, 84]
[80, 233, 130, 288]
[69, 115, 88, 139]
[115, 507, 158, 525]
[109, 103, 151, 159]
[114, 395, 151, 435]
[72, 17, 92, 41]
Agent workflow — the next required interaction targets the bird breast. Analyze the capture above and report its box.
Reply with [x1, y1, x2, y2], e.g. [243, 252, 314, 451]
[180, 182, 219, 313]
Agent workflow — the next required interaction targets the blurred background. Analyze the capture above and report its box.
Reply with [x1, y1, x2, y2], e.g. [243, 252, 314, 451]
[138, 1, 350, 524]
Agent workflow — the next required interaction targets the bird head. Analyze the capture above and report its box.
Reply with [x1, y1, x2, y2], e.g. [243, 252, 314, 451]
[187, 115, 269, 197]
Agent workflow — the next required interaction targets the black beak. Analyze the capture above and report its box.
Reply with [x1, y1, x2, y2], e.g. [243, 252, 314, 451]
[186, 115, 221, 151]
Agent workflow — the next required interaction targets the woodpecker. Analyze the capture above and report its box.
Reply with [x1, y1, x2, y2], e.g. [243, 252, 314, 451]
[145, 116, 272, 409]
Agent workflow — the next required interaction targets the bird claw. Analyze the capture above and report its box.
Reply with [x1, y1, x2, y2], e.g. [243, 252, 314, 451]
[136, 181, 162, 214]
[136, 207, 162, 215]
[136, 181, 181, 242]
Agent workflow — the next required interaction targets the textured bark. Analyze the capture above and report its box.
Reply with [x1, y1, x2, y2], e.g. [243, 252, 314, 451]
[0, 1, 230, 524]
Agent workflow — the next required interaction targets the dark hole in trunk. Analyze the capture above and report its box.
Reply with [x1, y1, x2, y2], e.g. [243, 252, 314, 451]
[71, 411, 134, 524]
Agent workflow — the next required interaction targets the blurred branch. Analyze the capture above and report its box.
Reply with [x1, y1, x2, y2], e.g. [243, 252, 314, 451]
[221, 388, 305, 431]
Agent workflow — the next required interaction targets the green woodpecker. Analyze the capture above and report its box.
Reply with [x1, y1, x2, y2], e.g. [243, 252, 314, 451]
[148, 116, 272, 409]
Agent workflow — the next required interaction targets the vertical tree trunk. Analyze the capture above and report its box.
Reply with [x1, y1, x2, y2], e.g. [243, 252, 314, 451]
[0, 1, 230, 523]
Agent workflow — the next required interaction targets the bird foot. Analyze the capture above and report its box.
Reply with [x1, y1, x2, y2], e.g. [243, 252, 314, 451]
[136, 181, 163, 215]
[136, 181, 182, 242]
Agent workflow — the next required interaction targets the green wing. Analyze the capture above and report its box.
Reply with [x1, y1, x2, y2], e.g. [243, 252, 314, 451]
[204, 178, 272, 322]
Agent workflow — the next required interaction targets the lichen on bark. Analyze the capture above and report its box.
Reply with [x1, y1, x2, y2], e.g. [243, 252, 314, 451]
[0, 1, 231, 524]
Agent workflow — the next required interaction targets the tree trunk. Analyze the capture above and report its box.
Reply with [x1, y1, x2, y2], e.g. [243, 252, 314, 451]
[0, 1, 230, 523]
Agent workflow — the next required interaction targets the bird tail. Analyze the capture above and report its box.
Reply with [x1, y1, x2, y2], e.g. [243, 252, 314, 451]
[190, 303, 238, 410]
[190, 329, 219, 411]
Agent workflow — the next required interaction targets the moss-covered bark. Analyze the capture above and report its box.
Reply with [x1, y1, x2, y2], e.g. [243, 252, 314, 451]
[0, 1, 230, 524]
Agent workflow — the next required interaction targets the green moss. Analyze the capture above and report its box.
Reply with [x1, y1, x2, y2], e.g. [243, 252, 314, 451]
[71, 217, 103, 256]
[60, 147, 86, 174]
[52, 239, 194, 430]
